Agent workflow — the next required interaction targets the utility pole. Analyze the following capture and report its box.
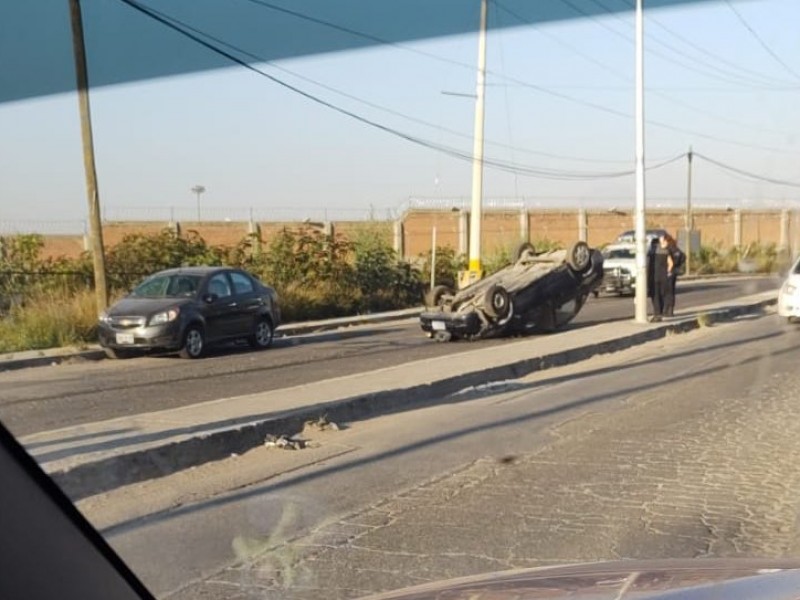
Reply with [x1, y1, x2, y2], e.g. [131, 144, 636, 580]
[466, 0, 488, 284]
[69, 0, 108, 313]
[633, 0, 648, 324]
[685, 146, 693, 275]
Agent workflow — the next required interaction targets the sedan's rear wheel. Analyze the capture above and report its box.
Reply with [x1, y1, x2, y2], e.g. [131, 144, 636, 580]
[567, 241, 591, 273]
[249, 318, 274, 349]
[425, 285, 453, 308]
[179, 325, 205, 359]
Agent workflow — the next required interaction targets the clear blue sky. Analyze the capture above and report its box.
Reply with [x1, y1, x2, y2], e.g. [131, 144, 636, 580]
[1, 0, 798, 231]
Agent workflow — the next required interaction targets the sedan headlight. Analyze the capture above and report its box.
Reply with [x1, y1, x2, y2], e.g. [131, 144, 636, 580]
[149, 308, 180, 326]
[99, 311, 111, 323]
[784, 283, 797, 296]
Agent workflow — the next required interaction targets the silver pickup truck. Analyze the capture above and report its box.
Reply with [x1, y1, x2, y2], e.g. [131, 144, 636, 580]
[599, 243, 637, 296]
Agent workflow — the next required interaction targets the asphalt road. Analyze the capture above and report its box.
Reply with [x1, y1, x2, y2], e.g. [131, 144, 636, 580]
[75, 306, 800, 599]
[0, 276, 779, 437]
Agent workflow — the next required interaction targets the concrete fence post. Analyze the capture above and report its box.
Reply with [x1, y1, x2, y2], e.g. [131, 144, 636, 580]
[393, 219, 404, 259]
[578, 208, 588, 242]
[734, 209, 742, 247]
[519, 208, 529, 242]
[248, 220, 262, 256]
[458, 210, 469, 256]
[780, 209, 790, 253]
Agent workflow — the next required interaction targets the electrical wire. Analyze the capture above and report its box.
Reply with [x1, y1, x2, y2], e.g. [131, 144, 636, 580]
[243, 0, 800, 155]
[117, 0, 661, 181]
[494, 0, 795, 140]
[723, 0, 800, 82]
[693, 152, 800, 188]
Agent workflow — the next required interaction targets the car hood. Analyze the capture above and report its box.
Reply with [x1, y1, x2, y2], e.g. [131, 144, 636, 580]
[603, 258, 636, 270]
[357, 559, 800, 600]
[106, 296, 192, 317]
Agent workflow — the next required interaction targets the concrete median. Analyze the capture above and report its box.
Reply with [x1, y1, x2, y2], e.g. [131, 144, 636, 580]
[17, 289, 777, 501]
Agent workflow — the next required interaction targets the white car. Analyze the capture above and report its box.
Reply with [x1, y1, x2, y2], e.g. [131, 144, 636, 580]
[600, 243, 637, 295]
[778, 256, 800, 322]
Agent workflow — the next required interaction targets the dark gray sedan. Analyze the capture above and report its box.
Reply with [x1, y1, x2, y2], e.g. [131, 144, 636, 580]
[97, 267, 280, 359]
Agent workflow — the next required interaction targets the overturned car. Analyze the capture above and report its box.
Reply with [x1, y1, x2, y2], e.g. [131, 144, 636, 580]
[420, 241, 604, 341]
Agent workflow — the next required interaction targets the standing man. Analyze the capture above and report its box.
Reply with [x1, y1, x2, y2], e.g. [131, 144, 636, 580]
[650, 235, 673, 322]
[663, 234, 685, 317]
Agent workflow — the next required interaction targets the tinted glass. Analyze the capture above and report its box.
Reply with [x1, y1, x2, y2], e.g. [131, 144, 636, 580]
[230, 272, 254, 295]
[207, 274, 232, 298]
[131, 274, 203, 298]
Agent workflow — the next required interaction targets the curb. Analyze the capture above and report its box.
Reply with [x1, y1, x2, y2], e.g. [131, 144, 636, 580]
[0, 308, 424, 373]
[51, 296, 776, 501]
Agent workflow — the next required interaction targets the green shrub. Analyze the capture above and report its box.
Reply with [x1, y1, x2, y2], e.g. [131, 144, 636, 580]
[0, 290, 98, 353]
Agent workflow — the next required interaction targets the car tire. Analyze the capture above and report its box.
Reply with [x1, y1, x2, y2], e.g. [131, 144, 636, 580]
[249, 318, 274, 349]
[567, 241, 591, 273]
[425, 285, 452, 307]
[179, 325, 205, 359]
[514, 242, 536, 262]
[103, 347, 135, 360]
[483, 284, 511, 319]
[433, 330, 452, 343]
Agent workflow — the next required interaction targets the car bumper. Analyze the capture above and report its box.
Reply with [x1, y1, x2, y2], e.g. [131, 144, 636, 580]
[602, 272, 634, 294]
[778, 293, 800, 317]
[420, 311, 482, 338]
[97, 321, 183, 350]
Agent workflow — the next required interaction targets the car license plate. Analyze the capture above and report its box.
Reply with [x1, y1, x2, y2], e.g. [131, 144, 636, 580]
[116, 333, 134, 345]
[431, 320, 446, 331]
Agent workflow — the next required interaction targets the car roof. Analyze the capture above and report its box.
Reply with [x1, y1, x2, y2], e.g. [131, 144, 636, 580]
[153, 266, 234, 276]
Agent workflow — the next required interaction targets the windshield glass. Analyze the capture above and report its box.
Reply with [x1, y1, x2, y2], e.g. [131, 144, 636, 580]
[1, 1, 798, 599]
[603, 248, 636, 259]
[131, 274, 202, 298]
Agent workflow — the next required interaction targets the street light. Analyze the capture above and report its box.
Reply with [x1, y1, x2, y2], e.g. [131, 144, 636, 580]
[191, 185, 206, 221]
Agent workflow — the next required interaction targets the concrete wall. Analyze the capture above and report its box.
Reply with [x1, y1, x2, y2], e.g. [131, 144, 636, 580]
[13, 208, 797, 262]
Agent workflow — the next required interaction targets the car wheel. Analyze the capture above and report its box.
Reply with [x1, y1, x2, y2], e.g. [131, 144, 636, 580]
[179, 325, 205, 359]
[249, 318, 274, 349]
[567, 241, 591, 272]
[433, 330, 452, 343]
[514, 242, 536, 262]
[483, 284, 511, 319]
[425, 285, 453, 307]
[103, 347, 135, 360]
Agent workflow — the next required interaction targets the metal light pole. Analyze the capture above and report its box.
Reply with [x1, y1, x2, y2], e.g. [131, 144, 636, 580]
[633, 0, 648, 324]
[467, 0, 488, 282]
[191, 185, 206, 221]
[685, 146, 693, 275]
[69, 0, 108, 313]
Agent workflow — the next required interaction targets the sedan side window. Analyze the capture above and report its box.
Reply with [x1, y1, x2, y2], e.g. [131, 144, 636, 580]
[230, 272, 254, 295]
[207, 274, 232, 298]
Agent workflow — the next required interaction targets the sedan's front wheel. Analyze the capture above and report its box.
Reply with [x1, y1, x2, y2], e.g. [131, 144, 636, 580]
[179, 325, 205, 359]
[249, 318, 274, 349]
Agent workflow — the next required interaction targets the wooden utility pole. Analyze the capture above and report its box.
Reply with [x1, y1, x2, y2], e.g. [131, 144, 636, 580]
[69, 0, 108, 312]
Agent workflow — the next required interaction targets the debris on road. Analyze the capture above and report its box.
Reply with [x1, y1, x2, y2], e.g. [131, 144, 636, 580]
[265, 434, 307, 450]
[304, 415, 340, 432]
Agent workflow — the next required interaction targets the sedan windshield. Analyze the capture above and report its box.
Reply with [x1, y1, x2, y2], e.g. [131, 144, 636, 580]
[131, 274, 203, 298]
[604, 248, 635, 259]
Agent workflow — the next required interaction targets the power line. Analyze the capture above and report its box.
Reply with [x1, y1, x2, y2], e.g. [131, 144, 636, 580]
[723, 0, 800, 82]
[494, 0, 794, 140]
[124, 0, 649, 166]
[243, 0, 800, 155]
[562, 0, 790, 89]
[116, 0, 658, 181]
[694, 152, 800, 188]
